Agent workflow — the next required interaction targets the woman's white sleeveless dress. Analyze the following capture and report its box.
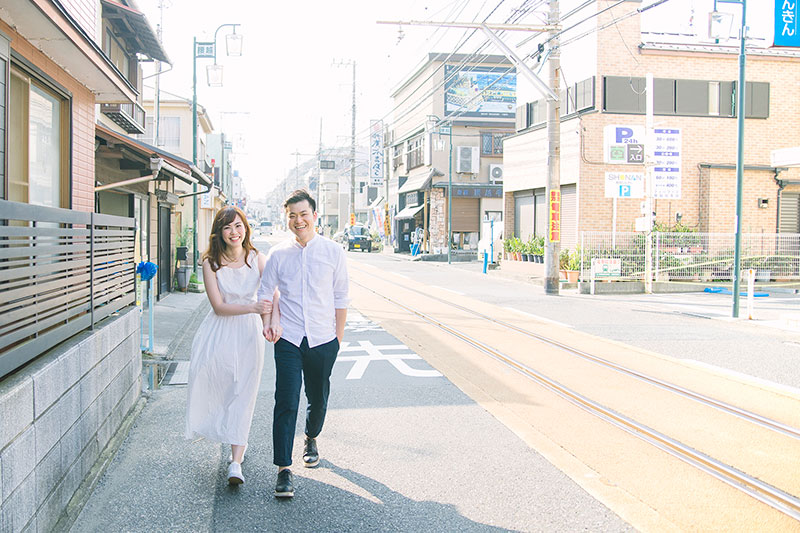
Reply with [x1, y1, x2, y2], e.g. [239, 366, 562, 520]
[185, 252, 265, 446]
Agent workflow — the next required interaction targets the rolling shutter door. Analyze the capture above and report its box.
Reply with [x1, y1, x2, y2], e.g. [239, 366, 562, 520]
[451, 198, 480, 232]
[514, 194, 534, 240]
[779, 192, 800, 233]
[561, 184, 577, 250]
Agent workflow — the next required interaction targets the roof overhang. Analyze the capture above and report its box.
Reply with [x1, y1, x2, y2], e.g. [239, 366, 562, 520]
[0, 0, 138, 103]
[394, 204, 425, 220]
[398, 168, 443, 194]
[95, 124, 212, 188]
[100, 0, 170, 63]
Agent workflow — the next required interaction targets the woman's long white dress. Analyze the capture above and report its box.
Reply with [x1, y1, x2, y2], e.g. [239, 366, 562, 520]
[185, 253, 265, 446]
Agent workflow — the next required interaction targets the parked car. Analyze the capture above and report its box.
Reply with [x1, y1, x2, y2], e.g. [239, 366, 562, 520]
[259, 220, 273, 236]
[345, 224, 372, 252]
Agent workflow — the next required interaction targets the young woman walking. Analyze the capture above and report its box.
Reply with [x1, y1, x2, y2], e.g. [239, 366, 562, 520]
[185, 206, 280, 485]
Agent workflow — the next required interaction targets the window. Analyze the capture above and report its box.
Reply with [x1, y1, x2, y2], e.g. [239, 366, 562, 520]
[603, 76, 769, 118]
[8, 65, 69, 207]
[104, 28, 132, 82]
[406, 135, 424, 170]
[0, 36, 7, 199]
[392, 144, 403, 169]
[141, 116, 181, 152]
[481, 132, 509, 155]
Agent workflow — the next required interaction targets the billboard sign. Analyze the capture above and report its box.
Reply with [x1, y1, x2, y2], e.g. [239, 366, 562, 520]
[370, 120, 384, 187]
[603, 125, 645, 164]
[605, 172, 644, 198]
[775, 1, 800, 47]
[444, 65, 516, 118]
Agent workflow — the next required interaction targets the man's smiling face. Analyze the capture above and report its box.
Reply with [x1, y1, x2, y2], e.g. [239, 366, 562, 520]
[286, 199, 318, 245]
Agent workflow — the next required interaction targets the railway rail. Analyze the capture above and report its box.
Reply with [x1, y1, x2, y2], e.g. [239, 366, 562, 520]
[350, 266, 800, 522]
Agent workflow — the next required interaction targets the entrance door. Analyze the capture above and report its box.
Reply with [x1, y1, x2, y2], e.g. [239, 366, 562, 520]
[158, 206, 171, 297]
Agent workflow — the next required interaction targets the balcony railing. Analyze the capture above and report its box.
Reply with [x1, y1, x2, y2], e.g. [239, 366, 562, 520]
[100, 101, 146, 134]
[0, 199, 136, 378]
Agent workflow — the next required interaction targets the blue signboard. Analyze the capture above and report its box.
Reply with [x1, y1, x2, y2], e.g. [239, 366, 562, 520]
[775, 0, 800, 47]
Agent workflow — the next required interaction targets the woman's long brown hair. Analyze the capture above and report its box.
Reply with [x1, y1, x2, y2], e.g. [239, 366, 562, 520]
[202, 206, 257, 272]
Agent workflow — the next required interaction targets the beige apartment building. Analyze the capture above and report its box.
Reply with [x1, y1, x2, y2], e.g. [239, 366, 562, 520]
[503, 0, 800, 254]
[389, 53, 512, 254]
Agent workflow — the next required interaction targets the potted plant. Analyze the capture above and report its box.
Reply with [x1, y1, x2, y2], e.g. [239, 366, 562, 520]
[502, 238, 512, 260]
[531, 236, 544, 263]
[521, 241, 530, 261]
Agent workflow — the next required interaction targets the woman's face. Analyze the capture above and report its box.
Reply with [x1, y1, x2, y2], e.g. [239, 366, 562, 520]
[221, 214, 247, 250]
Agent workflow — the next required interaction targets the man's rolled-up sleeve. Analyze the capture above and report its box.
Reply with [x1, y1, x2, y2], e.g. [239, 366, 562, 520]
[333, 247, 350, 309]
[258, 252, 278, 302]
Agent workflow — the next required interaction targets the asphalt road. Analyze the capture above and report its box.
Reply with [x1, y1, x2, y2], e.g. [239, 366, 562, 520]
[349, 250, 800, 392]
[71, 234, 632, 532]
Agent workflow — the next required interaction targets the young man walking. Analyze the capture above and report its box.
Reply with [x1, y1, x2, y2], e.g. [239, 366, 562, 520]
[258, 189, 349, 498]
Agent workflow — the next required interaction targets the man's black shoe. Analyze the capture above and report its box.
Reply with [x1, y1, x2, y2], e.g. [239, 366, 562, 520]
[303, 436, 319, 468]
[274, 469, 294, 498]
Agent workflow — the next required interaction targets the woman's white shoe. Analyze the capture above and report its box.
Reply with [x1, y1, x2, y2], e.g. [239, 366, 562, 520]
[227, 461, 244, 485]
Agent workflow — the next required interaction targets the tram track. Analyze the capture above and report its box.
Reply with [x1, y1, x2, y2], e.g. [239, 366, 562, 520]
[349, 267, 800, 522]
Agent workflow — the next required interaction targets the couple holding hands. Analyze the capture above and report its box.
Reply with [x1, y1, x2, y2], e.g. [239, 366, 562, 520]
[185, 189, 349, 498]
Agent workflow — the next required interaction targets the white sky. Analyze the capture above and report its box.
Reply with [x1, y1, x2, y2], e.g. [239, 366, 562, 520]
[135, 0, 775, 200]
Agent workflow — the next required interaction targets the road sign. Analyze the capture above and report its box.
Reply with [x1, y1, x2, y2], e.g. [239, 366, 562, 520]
[605, 172, 644, 198]
[591, 258, 621, 278]
[603, 125, 646, 165]
[653, 128, 682, 199]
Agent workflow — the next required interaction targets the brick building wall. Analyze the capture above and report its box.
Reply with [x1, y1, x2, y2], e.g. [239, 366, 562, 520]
[575, 1, 800, 237]
[1, 20, 97, 212]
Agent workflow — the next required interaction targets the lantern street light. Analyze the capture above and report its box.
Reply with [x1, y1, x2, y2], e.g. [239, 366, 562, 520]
[191, 23, 242, 273]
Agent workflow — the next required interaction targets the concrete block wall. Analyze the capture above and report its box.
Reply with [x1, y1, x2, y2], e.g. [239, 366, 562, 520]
[0, 308, 141, 532]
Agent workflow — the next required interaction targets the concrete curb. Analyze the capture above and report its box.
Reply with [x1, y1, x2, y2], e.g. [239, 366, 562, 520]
[163, 298, 211, 360]
[53, 396, 147, 532]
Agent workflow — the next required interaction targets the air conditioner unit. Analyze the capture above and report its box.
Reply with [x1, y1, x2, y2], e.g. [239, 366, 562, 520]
[456, 146, 478, 174]
[489, 164, 504, 184]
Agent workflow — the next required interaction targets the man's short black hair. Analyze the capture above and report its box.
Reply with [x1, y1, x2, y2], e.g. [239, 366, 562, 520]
[284, 189, 316, 212]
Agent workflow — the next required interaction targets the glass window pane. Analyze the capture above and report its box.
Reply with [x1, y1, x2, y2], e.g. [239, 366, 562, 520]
[28, 84, 61, 207]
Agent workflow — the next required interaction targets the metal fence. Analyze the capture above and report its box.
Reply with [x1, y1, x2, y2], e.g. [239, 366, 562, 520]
[0, 199, 136, 378]
[579, 232, 800, 283]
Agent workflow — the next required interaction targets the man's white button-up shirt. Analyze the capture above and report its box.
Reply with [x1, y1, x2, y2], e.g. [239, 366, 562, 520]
[258, 235, 349, 348]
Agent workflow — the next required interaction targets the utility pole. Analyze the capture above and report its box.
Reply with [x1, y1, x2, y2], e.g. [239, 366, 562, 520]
[544, 0, 561, 295]
[350, 61, 356, 225]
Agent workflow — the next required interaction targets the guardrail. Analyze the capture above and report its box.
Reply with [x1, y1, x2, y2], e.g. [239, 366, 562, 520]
[0, 199, 136, 378]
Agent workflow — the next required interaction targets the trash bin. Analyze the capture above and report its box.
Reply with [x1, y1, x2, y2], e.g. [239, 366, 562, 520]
[176, 266, 190, 291]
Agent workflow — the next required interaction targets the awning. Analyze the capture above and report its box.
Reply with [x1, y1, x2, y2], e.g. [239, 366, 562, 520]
[398, 168, 443, 194]
[394, 204, 425, 220]
[95, 124, 212, 189]
[100, 0, 170, 63]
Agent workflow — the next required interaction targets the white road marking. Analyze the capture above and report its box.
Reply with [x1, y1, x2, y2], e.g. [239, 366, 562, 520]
[338, 340, 442, 379]
[501, 307, 573, 329]
[439, 288, 464, 296]
[680, 359, 800, 399]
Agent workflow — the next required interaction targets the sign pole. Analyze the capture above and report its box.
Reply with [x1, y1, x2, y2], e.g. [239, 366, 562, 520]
[612, 197, 617, 249]
[645, 73, 654, 294]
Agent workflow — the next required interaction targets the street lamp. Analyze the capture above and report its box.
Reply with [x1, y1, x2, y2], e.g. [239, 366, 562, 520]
[428, 115, 453, 264]
[710, 0, 746, 317]
[192, 23, 242, 273]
